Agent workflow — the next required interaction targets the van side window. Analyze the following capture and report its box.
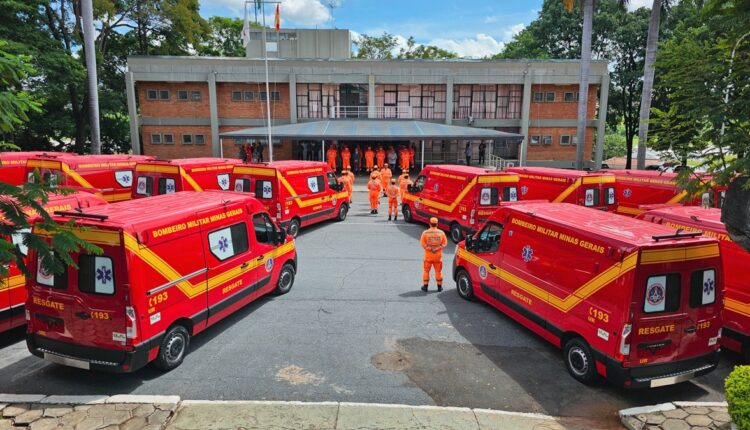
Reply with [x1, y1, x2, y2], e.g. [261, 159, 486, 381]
[158, 178, 176, 194]
[689, 269, 716, 307]
[584, 188, 600, 207]
[43, 172, 58, 188]
[234, 178, 251, 192]
[327, 172, 338, 190]
[605, 187, 616, 205]
[644, 274, 681, 313]
[477, 223, 503, 253]
[413, 175, 426, 192]
[78, 255, 115, 295]
[253, 213, 275, 244]
[208, 222, 249, 261]
[503, 186, 518, 202]
[306, 175, 325, 193]
[255, 180, 273, 199]
[36, 255, 67, 290]
[479, 187, 499, 206]
[136, 176, 153, 196]
[11, 228, 30, 256]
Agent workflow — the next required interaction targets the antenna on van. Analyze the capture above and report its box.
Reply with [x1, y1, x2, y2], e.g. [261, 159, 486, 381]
[54, 211, 109, 222]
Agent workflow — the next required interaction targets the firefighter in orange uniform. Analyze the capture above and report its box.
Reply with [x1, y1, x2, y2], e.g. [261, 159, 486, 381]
[327, 144, 338, 171]
[365, 146, 375, 172]
[420, 217, 447, 292]
[371, 165, 381, 182]
[341, 145, 351, 170]
[380, 164, 392, 197]
[398, 171, 412, 195]
[339, 169, 353, 201]
[376, 146, 386, 169]
[399, 146, 410, 172]
[386, 179, 400, 221]
[368, 172, 382, 214]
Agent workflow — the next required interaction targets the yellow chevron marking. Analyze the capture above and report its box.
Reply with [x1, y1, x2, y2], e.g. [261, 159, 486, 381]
[136, 164, 179, 174]
[179, 169, 203, 192]
[616, 205, 645, 216]
[234, 167, 276, 177]
[0, 274, 25, 291]
[552, 178, 582, 203]
[639, 244, 720, 265]
[726, 298, 750, 319]
[478, 174, 519, 184]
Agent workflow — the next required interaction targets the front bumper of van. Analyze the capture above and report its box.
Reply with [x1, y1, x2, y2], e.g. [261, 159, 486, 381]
[600, 350, 720, 389]
[27, 333, 156, 373]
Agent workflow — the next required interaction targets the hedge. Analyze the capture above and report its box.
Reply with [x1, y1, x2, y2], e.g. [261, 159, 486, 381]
[726, 365, 750, 430]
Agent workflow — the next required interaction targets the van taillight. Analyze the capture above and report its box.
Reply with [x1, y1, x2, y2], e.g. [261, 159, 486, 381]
[276, 203, 282, 219]
[25, 309, 30, 321]
[125, 306, 137, 340]
[620, 323, 632, 356]
[470, 209, 476, 225]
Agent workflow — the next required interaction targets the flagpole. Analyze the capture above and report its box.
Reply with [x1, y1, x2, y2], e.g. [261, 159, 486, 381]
[261, 4, 274, 162]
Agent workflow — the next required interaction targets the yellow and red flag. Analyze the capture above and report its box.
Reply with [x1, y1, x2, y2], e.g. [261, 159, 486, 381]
[274, 4, 280, 32]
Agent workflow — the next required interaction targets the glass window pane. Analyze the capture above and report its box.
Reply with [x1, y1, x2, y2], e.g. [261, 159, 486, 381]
[79, 255, 115, 295]
[644, 274, 681, 313]
[690, 269, 716, 307]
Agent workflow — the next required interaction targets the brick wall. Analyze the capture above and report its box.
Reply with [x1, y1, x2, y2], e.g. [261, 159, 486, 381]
[141, 125, 213, 159]
[217, 83, 290, 119]
[526, 127, 594, 161]
[219, 126, 294, 161]
[529, 84, 598, 120]
[138, 83, 210, 118]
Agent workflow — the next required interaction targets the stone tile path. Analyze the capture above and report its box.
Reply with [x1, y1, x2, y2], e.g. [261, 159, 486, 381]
[620, 402, 732, 430]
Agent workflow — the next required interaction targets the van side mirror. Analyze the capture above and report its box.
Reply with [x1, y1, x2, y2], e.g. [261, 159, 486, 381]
[465, 234, 475, 251]
[407, 185, 418, 194]
[275, 228, 287, 245]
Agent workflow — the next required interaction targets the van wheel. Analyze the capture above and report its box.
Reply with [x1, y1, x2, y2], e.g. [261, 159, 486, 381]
[455, 269, 474, 301]
[450, 223, 463, 243]
[154, 325, 190, 371]
[337, 204, 348, 221]
[275, 263, 295, 295]
[287, 218, 301, 238]
[563, 338, 597, 385]
[402, 205, 413, 222]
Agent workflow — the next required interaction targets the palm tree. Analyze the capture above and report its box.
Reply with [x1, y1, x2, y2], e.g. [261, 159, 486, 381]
[635, 0, 664, 169]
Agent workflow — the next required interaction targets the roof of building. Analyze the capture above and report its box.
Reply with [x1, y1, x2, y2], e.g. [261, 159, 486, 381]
[220, 120, 523, 141]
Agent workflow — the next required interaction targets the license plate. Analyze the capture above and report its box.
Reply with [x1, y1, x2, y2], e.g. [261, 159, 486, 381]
[650, 372, 693, 388]
[44, 353, 90, 370]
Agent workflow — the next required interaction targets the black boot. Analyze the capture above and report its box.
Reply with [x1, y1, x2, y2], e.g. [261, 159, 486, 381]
[437, 285, 443, 292]
[388, 215, 391, 221]
[394, 215, 397, 221]
[421, 285, 428, 292]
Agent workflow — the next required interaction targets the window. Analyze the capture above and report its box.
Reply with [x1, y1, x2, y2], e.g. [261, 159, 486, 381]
[151, 133, 162, 145]
[178, 90, 189, 101]
[479, 187, 499, 206]
[147, 89, 158, 100]
[271, 91, 280, 101]
[43, 172, 58, 188]
[690, 269, 716, 307]
[503, 186, 518, 202]
[542, 135, 552, 145]
[136, 176, 153, 196]
[78, 255, 115, 295]
[195, 134, 205, 145]
[191, 90, 201, 101]
[326, 172, 338, 190]
[232, 91, 242, 101]
[182, 134, 192, 145]
[234, 178, 251, 192]
[255, 180, 273, 199]
[11, 228, 31, 256]
[307, 175, 325, 193]
[208, 223, 249, 261]
[243, 91, 254, 101]
[477, 223, 503, 253]
[163, 134, 174, 145]
[533, 92, 543, 102]
[260, 92, 267, 101]
[644, 274, 681, 313]
[253, 213, 276, 244]
[36, 254, 67, 290]
[560, 135, 571, 146]
[530, 136, 540, 146]
[158, 178, 176, 194]
[545, 92, 556, 102]
[584, 188, 600, 207]
[605, 187, 616, 205]
[159, 90, 170, 100]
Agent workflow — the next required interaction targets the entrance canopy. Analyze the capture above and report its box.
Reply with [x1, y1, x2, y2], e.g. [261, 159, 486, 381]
[219, 120, 523, 141]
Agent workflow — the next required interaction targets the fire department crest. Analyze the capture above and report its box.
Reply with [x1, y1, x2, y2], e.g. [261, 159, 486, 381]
[521, 186, 528, 195]
[521, 245, 533, 263]
[478, 265, 488, 279]
[623, 188, 632, 198]
[646, 283, 665, 306]
[265, 257, 274, 272]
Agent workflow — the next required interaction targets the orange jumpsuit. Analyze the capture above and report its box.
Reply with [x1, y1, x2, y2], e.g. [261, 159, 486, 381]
[421, 227, 447, 287]
[341, 147, 351, 170]
[380, 167, 392, 195]
[368, 178, 382, 210]
[400, 148, 410, 171]
[376, 149, 386, 168]
[409, 147, 416, 168]
[340, 174, 353, 199]
[327, 147, 338, 170]
[398, 174, 412, 195]
[365, 150, 375, 171]
[386, 184, 400, 218]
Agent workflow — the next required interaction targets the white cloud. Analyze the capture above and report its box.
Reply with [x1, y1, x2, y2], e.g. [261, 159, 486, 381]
[429, 33, 505, 58]
[484, 16, 499, 24]
[202, 0, 332, 26]
[626, 0, 653, 11]
[502, 23, 525, 41]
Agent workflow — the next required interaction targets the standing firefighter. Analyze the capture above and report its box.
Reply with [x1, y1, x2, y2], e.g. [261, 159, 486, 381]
[386, 178, 400, 221]
[365, 146, 375, 172]
[341, 145, 351, 171]
[376, 146, 386, 169]
[339, 169, 354, 201]
[368, 172, 382, 214]
[380, 164, 392, 197]
[398, 171, 412, 195]
[420, 217, 447, 292]
[327, 144, 338, 171]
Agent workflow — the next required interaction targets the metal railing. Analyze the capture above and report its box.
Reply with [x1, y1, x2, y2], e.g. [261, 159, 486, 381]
[485, 154, 516, 170]
[300, 105, 416, 119]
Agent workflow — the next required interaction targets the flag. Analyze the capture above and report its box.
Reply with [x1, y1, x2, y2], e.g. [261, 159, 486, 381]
[274, 4, 280, 32]
[241, 3, 250, 47]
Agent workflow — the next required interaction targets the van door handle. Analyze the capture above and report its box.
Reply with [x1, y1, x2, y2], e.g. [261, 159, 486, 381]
[240, 262, 249, 269]
[257, 255, 264, 261]
[684, 326, 697, 334]
[75, 312, 90, 320]
[488, 264, 497, 270]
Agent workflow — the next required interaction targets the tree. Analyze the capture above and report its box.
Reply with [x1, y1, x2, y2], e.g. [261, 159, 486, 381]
[354, 32, 459, 60]
[0, 41, 41, 140]
[198, 17, 262, 57]
[398, 37, 458, 59]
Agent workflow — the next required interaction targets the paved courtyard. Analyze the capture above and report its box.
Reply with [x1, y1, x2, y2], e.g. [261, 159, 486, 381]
[0, 188, 739, 428]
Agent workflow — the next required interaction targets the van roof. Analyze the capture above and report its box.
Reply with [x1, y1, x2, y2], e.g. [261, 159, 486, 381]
[508, 166, 613, 179]
[52, 191, 262, 238]
[139, 158, 238, 167]
[604, 169, 677, 180]
[237, 160, 330, 172]
[505, 202, 716, 249]
[1, 151, 60, 161]
[29, 154, 152, 169]
[642, 206, 724, 233]
[428, 164, 515, 176]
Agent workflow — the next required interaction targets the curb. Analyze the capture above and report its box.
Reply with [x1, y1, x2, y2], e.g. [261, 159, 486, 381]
[619, 402, 676, 417]
[0, 394, 180, 405]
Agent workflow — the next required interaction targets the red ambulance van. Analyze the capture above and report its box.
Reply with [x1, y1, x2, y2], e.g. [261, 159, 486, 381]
[506, 167, 617, 211]
[231, 161, 350, 237]
[454, 202, 723, 387]
[639, 205, 749, 362]
[606, 170, 723, 216]
[1, 152, 64, 185]
[26, 154, 154, 202]
[402, 165, 521, 243]
[26, 191, 296, 372]
[1, 192, 107, 334]
[132, 158, 241, 199]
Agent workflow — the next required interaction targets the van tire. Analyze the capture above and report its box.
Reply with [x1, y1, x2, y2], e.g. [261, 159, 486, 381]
[337, 204, 348, 221]
[450, 223, 463, 243]
[154, 325, 190, 371]
[274, 263, 295, 295]
[563, 338, 597, 385]
[403, 205, 413, 223]
[455, 269, 474, 301]
[287, 218, 301, 238]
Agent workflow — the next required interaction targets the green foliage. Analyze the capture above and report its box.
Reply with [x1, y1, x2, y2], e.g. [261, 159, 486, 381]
[0, 40, 41, 137]
[602, 129, 628, 160]
[726, 366, 750, 430]
[197, 17, 261, 57]
[354, 33, 459, 60]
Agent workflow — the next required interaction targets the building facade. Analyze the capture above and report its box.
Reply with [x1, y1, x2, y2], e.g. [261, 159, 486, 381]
[126, 29, 609, 167]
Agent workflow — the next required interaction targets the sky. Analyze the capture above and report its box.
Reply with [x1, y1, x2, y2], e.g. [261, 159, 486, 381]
[199, 0, 652, 58]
